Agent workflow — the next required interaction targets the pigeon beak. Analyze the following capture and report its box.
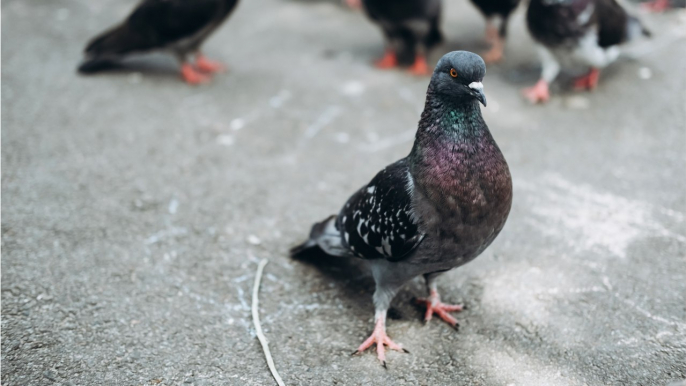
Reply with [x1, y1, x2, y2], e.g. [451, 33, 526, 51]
[469, 82, 487, 107]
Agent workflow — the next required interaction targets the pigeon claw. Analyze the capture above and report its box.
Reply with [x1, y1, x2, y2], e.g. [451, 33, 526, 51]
[407, 55, 431, 76]
[354, 319, 406, 365]
[416, 290, 464, 328]
[573, 68, 600, 91]
[374, 50, 398, 69]
[181, 63, 211, 85]
[522, 79, 550, 104]
[195, 54, 227, 74]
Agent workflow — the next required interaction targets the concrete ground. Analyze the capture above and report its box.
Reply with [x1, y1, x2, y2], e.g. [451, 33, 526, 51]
[2, 0, 686, 385]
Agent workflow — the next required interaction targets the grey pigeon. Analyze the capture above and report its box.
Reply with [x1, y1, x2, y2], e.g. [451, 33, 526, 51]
[292, 51, 513, 365]
[523, 0, 650, 103]
[78, 0, 239, 84]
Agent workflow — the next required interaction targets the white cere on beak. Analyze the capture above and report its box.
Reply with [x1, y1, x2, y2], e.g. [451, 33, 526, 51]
[468, 82, 483, 90]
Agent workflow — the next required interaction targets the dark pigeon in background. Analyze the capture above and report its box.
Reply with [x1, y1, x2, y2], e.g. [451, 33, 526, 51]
[469, 0, 522, 63]
[349, 0, 443, 75]
[523, 0, 650, 103]
[78, 0, 239, 84]
[292, 51, 513, 365]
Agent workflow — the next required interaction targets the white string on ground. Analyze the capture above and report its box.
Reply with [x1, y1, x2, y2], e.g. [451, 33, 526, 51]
[252, 259, 286, 386]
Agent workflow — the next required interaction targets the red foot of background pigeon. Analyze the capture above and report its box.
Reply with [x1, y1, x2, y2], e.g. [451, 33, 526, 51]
[408, 56, 431, 75]
[574, 68, 600, 90]
[181, 64, 211, 85]
[522, 80, 550, 104]
[195, 54, 227, 74]
[375, 51, 398, 69]
[416, 290, 464, 327]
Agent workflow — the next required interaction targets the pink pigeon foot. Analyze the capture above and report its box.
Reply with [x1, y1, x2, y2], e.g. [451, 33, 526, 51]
[415, 289, 464, 328]
[181, 63, 211, 85]
[407, 55, 431, 76]
[195, 55, 226, 74]
[375, 50, 398, 69]
[352, 318, 408, 367]
[522, 79, 550, 104]
[482, 35, 504, 64]
[573, 68, 600, 91]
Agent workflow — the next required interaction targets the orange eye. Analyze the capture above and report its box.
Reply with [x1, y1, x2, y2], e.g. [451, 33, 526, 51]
[449, 68, 458, 78]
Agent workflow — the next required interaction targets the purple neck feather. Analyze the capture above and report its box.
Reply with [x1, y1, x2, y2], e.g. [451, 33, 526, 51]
[409, 86, 502, 192]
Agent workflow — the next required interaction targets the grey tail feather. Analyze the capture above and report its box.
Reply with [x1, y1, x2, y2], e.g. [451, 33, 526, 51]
[289, 215, 337, 256]
[289, 239, 317, 256]
[77, 56, 114, 73]
[78, 24, 149, 73]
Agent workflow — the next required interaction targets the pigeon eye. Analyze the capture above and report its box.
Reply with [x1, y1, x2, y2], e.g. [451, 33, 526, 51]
[449, 68, 458, 78]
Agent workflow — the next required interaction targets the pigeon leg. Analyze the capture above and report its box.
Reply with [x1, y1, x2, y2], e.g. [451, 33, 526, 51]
[408, 55, 431, 76]
[482, 34, 504, 64]
[573, 68, 600, 91]
[416, 290, 464, 327]
[484, 20, 498, 44]
[375, 50, 398, 69]
[416, 275, 464, 328]
[352, 312, 407, 367]
[195, 53, 227, 74]
[180, 63, 211, 85]
[522, 45, 558, 103]
[522, 79, 550, 103]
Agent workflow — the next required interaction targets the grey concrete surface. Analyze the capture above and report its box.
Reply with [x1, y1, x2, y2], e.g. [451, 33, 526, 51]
[2, 0, 686, 385]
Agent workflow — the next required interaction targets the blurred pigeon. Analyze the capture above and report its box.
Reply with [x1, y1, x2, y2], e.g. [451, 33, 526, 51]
[357, 0, 443, 75]
[292, 51, 513, 365]
[77, 0, 239, 84]
[470, 0, 522, 63]
[523, 0, 650, 103]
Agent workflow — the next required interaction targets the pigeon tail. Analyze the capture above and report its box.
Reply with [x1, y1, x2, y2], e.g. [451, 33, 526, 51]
[288, 239, 317, 256]
[78, 24, 153, 73]
[290, 215, 348, 257]
[77, 57, 117, 73]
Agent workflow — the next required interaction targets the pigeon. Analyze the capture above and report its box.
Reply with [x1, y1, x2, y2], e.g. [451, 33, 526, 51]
[469, 0, 522, 63]
[77, 0, 239, 84]
[292, 51, 513, 365]
[522, 0, 650, 103]
[357, 0, 443, 75]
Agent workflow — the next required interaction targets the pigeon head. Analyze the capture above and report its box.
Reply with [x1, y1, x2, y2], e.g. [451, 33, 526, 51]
[430, 51, 487, 107]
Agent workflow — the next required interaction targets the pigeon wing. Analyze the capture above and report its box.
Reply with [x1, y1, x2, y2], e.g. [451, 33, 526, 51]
[337, 158, 424, 262]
